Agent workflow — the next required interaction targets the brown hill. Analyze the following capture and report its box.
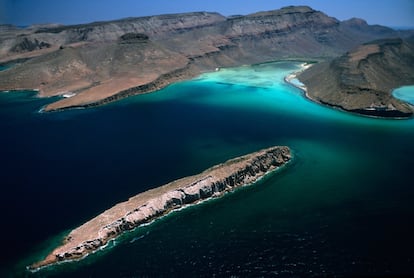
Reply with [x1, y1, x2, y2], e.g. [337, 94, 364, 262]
[298, 38, 414, 117]
[0, 6, 409, 111]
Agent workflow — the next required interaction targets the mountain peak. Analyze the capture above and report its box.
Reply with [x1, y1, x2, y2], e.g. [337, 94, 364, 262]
[343, 17, 368, 26]
[246, 5, 315, 17]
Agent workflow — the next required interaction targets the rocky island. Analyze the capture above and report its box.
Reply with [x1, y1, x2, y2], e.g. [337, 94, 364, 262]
[29, 146, 291, 270]
[1, 6, 412, 114]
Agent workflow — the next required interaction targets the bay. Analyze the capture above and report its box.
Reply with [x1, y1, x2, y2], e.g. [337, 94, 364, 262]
[1, 62, 414, 277]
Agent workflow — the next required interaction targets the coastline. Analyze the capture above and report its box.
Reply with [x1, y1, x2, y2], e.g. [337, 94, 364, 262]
[0, 60, 322, 114]
[283, 62, 317, 102]
[40, 59, 314, 113]
[29, 146, 291, 271]
[283, 62, 312, 91]
[284, 63, 413, 119]
[7, 59, 409, 119]
[41, 64, 197, 112]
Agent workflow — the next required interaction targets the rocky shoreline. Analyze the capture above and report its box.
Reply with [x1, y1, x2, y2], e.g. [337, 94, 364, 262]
[29, 146, 291, 271]
[42, 63, 197, 112]
[284, 62, 414, 119]
[297, 39, 414, 119]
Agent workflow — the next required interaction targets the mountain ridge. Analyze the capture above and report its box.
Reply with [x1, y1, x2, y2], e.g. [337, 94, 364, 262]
[0, 6, 412, 112]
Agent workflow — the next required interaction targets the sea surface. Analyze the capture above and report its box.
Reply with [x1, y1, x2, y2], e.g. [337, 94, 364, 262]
[1, 62, 414, 277]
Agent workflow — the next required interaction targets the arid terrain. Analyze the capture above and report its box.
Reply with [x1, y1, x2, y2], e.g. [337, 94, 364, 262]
[30, 146, 290, 270]
[298, 38, 414, 117]
[1, 6, 412, 114]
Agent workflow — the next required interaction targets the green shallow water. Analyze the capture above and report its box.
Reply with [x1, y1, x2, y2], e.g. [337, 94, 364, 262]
[2, 61, 414, 277]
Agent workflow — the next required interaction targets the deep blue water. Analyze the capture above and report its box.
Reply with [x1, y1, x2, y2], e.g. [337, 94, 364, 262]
[1, 62, 414, 277]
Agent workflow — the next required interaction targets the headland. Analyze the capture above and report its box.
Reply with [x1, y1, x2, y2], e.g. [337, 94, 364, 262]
[298, 38, 414, 118]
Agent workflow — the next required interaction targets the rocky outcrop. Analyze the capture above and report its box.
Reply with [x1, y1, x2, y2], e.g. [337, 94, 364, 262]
[298, 38, 414, 118]
[119, 33, 149, 44]
[10, 37, 51, 53]
[0, 6, 411, 111]
[29, 146, 291, 270]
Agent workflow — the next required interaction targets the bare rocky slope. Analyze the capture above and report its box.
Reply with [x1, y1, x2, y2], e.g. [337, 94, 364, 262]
[30, 146, 291, 270]
[0, 6, 409, 112]
[298, 38, 414, 117]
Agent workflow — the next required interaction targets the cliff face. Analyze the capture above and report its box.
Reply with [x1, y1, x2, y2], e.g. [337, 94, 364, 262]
[222, 6, 342, 58]
[0, 6, 410, 111]
[298, 38, 414, 117]
[29, 146, 291, 270]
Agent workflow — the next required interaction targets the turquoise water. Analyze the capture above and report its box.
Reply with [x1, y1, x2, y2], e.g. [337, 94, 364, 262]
[393, 85, 414, 105]
[1, 62, 414, 277]
[0, 64, 11, 71]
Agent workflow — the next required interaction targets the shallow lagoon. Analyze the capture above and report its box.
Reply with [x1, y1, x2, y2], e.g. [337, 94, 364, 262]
[393, 85, 414, 105]
[1, 62, 414, 277]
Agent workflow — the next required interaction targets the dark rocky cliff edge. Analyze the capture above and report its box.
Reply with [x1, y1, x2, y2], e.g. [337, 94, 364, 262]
[29, 146, 291, 270]
[0, 6, 410, 112]
[298, 38, 414, 118]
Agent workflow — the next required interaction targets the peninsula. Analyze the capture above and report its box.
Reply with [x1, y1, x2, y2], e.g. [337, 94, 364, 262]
[298, 38, 414, 118]
[29, 146, 291, 270]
